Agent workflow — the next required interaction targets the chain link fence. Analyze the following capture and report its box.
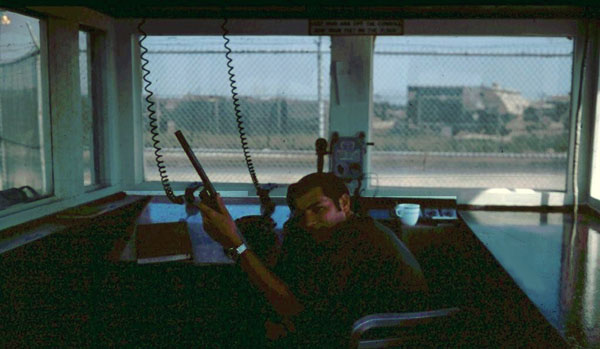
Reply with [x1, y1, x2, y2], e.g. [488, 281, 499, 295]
[0, 11, 46, 199]
[0, 52, 43, 192]
[142, 35, 573, 190]
[142, 36, 331, 185]
[371, 36, 572, 190]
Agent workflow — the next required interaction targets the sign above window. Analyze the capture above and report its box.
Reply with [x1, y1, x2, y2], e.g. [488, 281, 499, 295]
[309, 19, 403, 35]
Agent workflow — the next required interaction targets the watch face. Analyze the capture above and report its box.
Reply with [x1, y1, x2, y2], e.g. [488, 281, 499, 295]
[224, 247, 237, 261]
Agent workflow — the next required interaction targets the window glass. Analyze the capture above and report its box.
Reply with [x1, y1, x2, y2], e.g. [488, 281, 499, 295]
[372, 36, 573, 190]
[591, 81, 600, 201]
[141, 36, 330, 184]
[80, 28, 105, 188]
[79, 30, 94, 186]
[0, 10, 50, 210]
[591, 132, 600, 201]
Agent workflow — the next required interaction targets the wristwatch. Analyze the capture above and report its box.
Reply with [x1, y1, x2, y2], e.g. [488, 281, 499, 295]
[224, 242, 248, 262]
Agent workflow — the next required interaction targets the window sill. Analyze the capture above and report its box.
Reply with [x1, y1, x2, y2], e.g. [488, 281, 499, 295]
[365, 187, 568, 207]
[85, 182, 109, 193]
[0, 192, 147, 255]
[126, 181, 287, 197]
[589, 197, 600, 214]
[130, 181, 570, 206]
[0, 186, 123, 231]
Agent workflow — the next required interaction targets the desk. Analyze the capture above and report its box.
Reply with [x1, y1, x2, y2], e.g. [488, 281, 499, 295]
[11, 193, 587, 346]
[120, 196, 292, 264]
[120, 196, 459, 265]
[117, 196, 590, 345]
[460, 209, 600, 347]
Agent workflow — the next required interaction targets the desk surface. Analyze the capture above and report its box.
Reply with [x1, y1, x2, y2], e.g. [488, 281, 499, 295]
[459, 209, 600, 347]
[122, 196, 457, 265]
[121, 196, 293, 264]
[10, 193, 594, 345]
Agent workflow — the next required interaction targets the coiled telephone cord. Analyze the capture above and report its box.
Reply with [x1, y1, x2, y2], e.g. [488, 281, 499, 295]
[138, 18, 183, 204]
[222, 18, 262, 195]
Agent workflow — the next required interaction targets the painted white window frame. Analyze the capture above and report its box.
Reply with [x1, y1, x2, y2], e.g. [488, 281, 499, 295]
[589, 22, 600, 213]
[0, 7, 122, 231]
[80, 25, 111, 192]
[125, 18, 597, 208]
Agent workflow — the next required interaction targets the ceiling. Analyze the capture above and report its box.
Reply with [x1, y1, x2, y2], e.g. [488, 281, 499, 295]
[3, 0, 600, 19]
[2, 0, 600, 19]
[91, 5, 596, 20]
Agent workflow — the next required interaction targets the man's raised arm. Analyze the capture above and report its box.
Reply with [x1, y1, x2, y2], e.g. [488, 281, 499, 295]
[196, 195, 303, 318]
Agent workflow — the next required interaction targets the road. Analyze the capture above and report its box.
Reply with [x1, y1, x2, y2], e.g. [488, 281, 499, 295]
[144, 149, 567, 190]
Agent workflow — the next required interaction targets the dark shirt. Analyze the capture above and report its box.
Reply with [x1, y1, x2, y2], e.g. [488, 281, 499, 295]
[269, 214, 428, 347]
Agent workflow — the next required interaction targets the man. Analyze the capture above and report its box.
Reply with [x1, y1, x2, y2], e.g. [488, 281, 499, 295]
[198, 172, 428, 346]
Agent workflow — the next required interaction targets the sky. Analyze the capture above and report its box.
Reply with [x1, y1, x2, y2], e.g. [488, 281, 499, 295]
[143, 35, 573, 103]
[0, 9, 574, 104]
[0, 10, 40, 62]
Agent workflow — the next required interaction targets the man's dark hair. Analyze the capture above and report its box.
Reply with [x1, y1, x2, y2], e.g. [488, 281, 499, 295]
[287, 172, 349, 211]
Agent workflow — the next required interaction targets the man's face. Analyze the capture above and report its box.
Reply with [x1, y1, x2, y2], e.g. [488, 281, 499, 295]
[294, 186, 349, 239]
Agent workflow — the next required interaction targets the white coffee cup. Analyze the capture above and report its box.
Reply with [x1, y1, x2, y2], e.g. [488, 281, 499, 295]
[395, 203, 421, 226]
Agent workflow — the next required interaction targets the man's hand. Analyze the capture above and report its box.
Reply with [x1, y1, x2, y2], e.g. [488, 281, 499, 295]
[265, 317, 296, 341]
[265, 320, 287, 340]
[196, 195, 242, 249]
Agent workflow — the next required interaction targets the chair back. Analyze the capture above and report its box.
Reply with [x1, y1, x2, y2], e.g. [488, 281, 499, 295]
[350, 307, 462, 348]
[348, 222, 466, 348]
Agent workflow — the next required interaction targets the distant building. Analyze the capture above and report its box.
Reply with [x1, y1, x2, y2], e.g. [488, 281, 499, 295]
[153, 94, 323, 142]
[407, 84, 531, 135]
[521, 95, 570, 132]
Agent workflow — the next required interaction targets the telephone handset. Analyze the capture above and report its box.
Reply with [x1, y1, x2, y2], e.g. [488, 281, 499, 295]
[174, 130, 221, 213]
[176, 130, 279, 264]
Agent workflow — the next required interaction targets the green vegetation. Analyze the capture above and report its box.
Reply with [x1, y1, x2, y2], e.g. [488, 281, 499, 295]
[147, 129, 569, 154]
[372, 129, 568, 154]
[144, 96, 569, 154]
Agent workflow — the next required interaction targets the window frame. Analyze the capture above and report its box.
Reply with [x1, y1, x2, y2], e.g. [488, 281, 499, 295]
[79, 28, 96, 188]
[589, 23, 600, 212]
[0, 10, 52, 215]
[369, 20, 583, 206]
[130, 19, 330, 198]
[369, 34, 576, 199]
[0, 8, 120, 231]
[131, 18, 592, 207]
[80, 25, 109, 191]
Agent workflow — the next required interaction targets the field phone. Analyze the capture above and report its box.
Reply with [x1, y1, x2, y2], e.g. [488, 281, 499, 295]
[329, 132, 369, 181]
[174, 130, 221, 213]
